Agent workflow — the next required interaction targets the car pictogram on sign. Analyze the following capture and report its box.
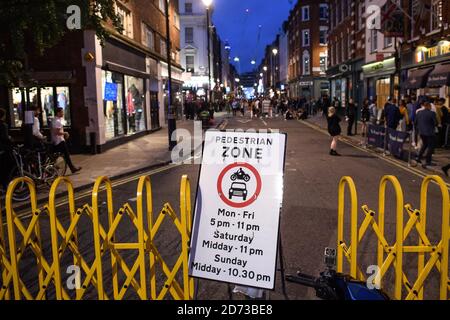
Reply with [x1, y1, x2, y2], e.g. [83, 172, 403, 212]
[229, 182, 248, 201]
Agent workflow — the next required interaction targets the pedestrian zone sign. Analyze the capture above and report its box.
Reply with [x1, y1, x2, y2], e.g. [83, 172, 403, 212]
[189, 130, 287, 289]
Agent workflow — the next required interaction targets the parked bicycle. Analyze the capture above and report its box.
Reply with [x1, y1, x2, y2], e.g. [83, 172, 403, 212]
[8, 143, 67, 201]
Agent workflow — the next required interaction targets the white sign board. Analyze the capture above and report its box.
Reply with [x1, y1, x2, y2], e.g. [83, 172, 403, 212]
[189, 130, 287, 289]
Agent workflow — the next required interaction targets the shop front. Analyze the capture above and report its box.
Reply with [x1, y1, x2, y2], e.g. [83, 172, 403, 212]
[327, 64, 352, 111]
[161, 63, 184, 121]
[1, 71, 77, 147]
[99, 38, 150, 150]
[101, 70, 147, 141]
[362, 57, 397, 109]
[402, 40, 450, 102]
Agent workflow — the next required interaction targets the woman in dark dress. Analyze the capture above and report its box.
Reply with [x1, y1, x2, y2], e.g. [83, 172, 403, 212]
[327, 106, 342, 156]
[361, 99, 371, 137]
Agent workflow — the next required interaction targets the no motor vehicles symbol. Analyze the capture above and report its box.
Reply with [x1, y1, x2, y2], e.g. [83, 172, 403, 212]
[217, 163, 262, 208]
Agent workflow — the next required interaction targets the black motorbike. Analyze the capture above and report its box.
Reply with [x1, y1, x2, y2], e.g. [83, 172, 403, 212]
[230, 168, 250, 182]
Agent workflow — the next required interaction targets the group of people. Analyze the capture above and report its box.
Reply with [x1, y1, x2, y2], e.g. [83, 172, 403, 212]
[0, 106, 81, 192]
[325, 94, 450, 170]
[223, 96, 319, 121]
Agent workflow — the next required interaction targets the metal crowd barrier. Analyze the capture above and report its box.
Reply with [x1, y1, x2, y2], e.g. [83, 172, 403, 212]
[338, 175, 449, 300]
[0, 175, 193, 300]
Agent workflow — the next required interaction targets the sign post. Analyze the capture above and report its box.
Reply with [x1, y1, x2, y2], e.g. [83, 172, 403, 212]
[189, 130, 287, 290]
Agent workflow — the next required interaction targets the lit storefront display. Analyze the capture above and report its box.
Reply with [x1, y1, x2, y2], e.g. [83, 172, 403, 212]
[102, 70, 146, 141]
[362, 57, 397, 108]
[402, 40, 450, 101]
[8, 86, 72, 129]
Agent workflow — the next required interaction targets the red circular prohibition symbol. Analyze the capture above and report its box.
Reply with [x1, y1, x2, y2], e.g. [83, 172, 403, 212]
[217, 162, 262, 208]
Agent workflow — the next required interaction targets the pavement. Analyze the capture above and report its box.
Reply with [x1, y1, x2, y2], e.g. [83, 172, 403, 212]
[304, 113, 450, 177]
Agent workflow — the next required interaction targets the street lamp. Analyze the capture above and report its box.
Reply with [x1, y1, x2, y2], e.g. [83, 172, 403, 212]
[203, 0, 213, 104]
[271, 48, 278, 89]
[164, 0, 176, 151]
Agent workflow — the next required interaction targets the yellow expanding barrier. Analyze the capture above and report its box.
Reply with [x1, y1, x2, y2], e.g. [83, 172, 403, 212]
[337, 175, 449, 300]
[0, 175, 193, 300]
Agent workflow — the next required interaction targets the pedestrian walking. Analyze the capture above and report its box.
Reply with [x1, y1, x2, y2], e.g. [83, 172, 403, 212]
[384, 98, 402, 130]
[51, 107, 82, 174]
[361, 99, 371, 137]
[415, 102, 437, 169]
[398, 100, 410, 132]
[327, 107, 342, 156]
[345, 98, 356, 136]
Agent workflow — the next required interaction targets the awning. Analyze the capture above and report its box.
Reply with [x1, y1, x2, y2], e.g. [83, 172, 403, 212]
[104, 61, 151, 79]
[403, 67, 433, 90]
[427, 63, 450, 88]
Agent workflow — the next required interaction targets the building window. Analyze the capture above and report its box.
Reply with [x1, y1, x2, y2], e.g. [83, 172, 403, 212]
[302, 6, 310, 21]
[160, 39, 167, 57]
[185, 2, 193, 13]
[384, 36, 393, 48]
[342, 0, 348, 18]
[336, 1, 341, 24]
[320, 4, 329, 20]
[320, 55, 327, 73]
[330, 43, 334, 66]
[173, 12, 179, 29]
[116, 4, 133, 38]
[371, 30, 378, 52]
[303, 51, 310, 75]
[186, 55, 195, 73]
[341, 36, 345, 62]
[159, 0, 165, 11]
[358, 2, 365, 30]
[330, 3, 334, 28]
[431, 0, 443, 31]
[348, 34, 352, 59]
[142, 24, 155, 50]
[320, 27, 328, 45]
[185, 27, 194, 44]
[302, 29, 310, 47]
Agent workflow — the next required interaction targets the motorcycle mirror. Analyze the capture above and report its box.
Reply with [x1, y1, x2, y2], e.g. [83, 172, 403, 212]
[323, 247, 336, 270]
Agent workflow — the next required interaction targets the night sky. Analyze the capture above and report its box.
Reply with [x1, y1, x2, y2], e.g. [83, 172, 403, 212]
[212, 0, 294, 74]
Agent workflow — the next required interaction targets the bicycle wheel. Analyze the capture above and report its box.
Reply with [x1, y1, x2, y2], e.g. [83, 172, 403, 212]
[8, 167, 30, 202]
[53, 154, 67, 176]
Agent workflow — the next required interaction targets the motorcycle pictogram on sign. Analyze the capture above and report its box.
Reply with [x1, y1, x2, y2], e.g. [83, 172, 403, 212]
[217, 163, 262, 208]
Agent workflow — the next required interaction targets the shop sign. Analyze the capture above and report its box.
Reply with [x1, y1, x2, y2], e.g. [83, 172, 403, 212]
[362, 58, 396, 76]
[416, 41, 450, 63]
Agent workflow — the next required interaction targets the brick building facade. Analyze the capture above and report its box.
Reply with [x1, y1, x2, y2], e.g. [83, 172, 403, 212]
[286, 0, 329, 99]
[1, 0, 182, 153]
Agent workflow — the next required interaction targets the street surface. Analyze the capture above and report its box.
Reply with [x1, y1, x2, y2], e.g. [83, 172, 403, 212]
[11, 114, 446, 300]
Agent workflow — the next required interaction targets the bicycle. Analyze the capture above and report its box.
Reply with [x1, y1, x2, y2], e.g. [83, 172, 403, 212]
[8, 144, 67, 201]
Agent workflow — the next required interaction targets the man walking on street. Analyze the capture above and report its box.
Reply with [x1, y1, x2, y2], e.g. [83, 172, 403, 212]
[384, 98, 402, 130]
[415, 102, 437, 169]
[52, 107, 81, 174]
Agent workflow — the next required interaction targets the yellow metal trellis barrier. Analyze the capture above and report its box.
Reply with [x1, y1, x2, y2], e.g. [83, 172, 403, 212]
[0, 175, 194, 300]
[338, 175, 449, 300]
